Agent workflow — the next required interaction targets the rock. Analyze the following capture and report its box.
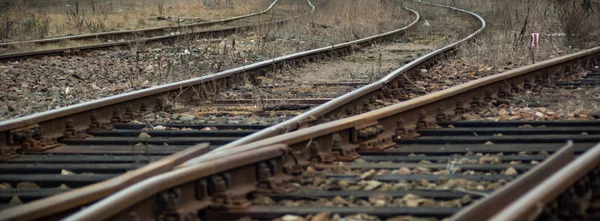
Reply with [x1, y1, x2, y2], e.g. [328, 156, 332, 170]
[282, 215, 305, 221]
[354, 158, 367, 163]
[310, 212, 331, 221]
[535, 112, 544, 118]
[153, 125, 166, 130]
[478, 155, 501, 164]
[412, 167, 430, 174]
[9, 196, 22, 205]
[332, 164, 350, 174]
[61, 169, 76, 175]
[16, 182, 40, 189]
[0, 183, 11, 189]
[364, 180, 382, 191]
[253, 195, 275, 205]
[397, 167, 412, 175]
[393, 181, 410, 190]
[138, 132, 151, 138]
[418, 179, 436, 188]
[504, 167, 518, 175]
[180, 114, 195, 121]
[453, 179, 469, 188]
[304, 166, 317, 175]
[332, 196, 351, 206]
[403, 194, 424, 207]
[368, 194, 392, 207]
[360, 169, 376, 180]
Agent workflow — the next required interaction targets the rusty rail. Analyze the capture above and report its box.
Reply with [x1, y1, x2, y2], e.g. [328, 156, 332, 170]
[0, 0, 418, 159]
[0, 0, 280, 48]
[490, 142, 600, 220]
[450, 141, 576, 220]
[0, 0, 304, 61]
[67, 43, 599, 219]
[0, 2, 426, 220]
[212, 0, 487, 153]
[0, 143, 211, 221]
[0, 0, 316, 151]
[64, 144, 290, 221]
[60, 1, 494, 220]
[60, 2, 600, 220]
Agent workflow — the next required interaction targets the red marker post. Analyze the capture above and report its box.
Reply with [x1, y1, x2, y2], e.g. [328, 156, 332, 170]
[530, 33, 539, 63]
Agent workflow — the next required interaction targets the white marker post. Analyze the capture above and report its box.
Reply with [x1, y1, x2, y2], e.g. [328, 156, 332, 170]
[530, 33, 539, 64]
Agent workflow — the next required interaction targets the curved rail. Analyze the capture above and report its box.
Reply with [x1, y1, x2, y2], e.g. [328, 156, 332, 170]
[0, 144, 211, 221]
[0, 0, 280, 47]
[65, 15, 600, 221]
[0, 0, 297, 60]
[186, 0, 487, 164]
[0, 0, 315, 143]
[68, 43, 600, 221]
[62, 2, 491, 220]
[0, 0, 416, 159]
[0, 2, 426, 220]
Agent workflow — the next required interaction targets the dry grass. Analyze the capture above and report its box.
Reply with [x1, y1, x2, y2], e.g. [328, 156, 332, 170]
[0, 0, 269, 42]
[249, 0, 414, 57]
[431, 0, 600, 66]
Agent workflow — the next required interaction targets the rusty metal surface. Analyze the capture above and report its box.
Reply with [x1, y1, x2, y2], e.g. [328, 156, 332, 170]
[490, 142, 600, 221]
[0, 143, 211, 221]
[450, 141, 576, 220]
[214, 0, 487, 152]
[63, 144, 289, 221]
[0, 0, 417, 153]
[55, 2, 600, 220]
[64, 120, 600, 220]
[0, 0, 307, 61]
[0, 0, 281, 48]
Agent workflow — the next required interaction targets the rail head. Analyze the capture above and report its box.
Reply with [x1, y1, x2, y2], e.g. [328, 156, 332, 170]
[57, 1, 484, 219]
[450, 141, 576, 220]
[0, 0, 317, 149]
[490, 142, 600, 221]
[63, 144, 290, 221]
[180, 45, 600, 169]
[213, 0, 486, 153]
[0, 0, 281, 47]
[0, 143, 211, 221]
[61, 10, 600, 221]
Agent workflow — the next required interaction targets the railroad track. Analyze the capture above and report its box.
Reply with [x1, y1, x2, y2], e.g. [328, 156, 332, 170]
[0, 0, 303, 60]
[0, 1, 441, 220]
[58, 7, 600, 221]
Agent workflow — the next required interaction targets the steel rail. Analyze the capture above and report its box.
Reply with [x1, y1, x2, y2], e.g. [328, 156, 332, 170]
[450, 141, 576, 220]
[210, 0, 487, 154]
[62, 1, 489, 220]
[489, 142, 600, 221]
[63, 4, 600, 220]
[71, 43, 599, 220]
[0, 0, 416, 157]
[0, 0, 300, 61]
[0, 143, 211, 221]
[0, 0, 316, 148]
[64, 144, 290, 221]
[0, 0, 280, 48]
